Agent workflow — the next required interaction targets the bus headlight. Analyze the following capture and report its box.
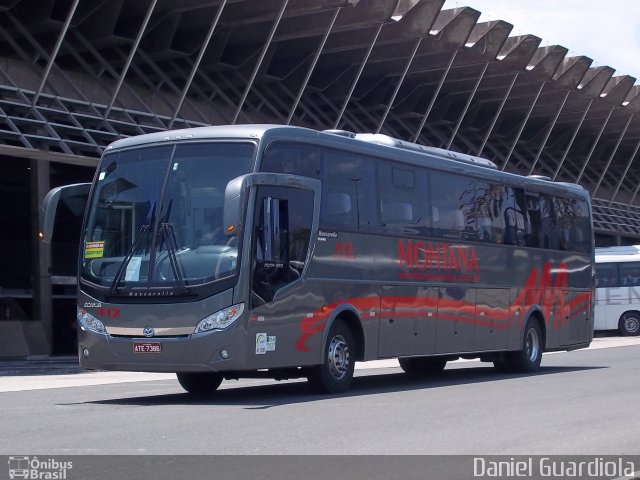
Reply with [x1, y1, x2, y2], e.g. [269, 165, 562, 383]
[194, 303, 244, 334]
[77, 307, 106, 335]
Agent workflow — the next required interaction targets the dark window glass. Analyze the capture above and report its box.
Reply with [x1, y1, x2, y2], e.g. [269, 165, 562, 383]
[321, 150, 374, 229]
[619, 262, 640, 287]
[430, 172, 472, 239]
[571, 198, 592, 253]
[262, 142, 322, 178]
[595, 263, 618, 288]
[430, 172, 508, 243]
[540, 194, 560, 249]
[523, 191, 543, 248]
[252, 186, 314, 306]
[378, 161, 420, 231]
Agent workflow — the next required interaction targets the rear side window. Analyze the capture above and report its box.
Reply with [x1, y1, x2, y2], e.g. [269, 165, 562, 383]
[595, 263, 618, 288]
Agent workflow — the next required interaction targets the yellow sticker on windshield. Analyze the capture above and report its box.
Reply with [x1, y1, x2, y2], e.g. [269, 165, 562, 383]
[85, 241, 105, 259]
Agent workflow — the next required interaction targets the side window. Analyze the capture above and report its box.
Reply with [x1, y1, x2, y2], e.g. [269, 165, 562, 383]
[557, 197, 591, 252]
[619, 262, 640, 287]
[462, 180, 506, 243]
[503, 187, 531, 246]
[429, 172, 472, 239]
[261, 142, 322, 178]
[321, 150, 374, 230]
[524, 191, 543, 248]
[378, 161, 421, 232]
[595, 263, 618, 288]
[540, 194, 559, 249]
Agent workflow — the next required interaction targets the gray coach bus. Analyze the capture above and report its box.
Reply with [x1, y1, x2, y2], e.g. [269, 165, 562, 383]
[42, 125, 594, 395]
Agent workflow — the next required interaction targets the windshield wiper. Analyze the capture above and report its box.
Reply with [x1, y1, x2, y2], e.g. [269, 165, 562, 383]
[109, 202, 156, 295]
[155, 199, 188, 294]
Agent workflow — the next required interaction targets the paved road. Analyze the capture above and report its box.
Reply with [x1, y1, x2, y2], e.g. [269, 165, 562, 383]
[1, 338, 639, 456]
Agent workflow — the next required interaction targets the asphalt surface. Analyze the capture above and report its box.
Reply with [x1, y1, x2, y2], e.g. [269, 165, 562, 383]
[0, 338, 639, 457]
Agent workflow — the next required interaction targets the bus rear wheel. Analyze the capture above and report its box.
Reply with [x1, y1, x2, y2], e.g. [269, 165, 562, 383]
[496, 319, 543, 373]
[176, 372, 223, 396]
[619, 312, 640, 336]
[399, 357, 447, 376]
[307, 321, 355, 394]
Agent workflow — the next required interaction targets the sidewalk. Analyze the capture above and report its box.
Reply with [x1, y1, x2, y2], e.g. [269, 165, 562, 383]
[0, 356, 81, 376]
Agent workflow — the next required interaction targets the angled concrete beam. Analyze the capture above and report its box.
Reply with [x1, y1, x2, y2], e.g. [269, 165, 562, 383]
[105, 0, 158, 119]
[575, 107, 615, 183]
[169, 0, 227, 129]
[464, 20, 512, 59]
[552, 98, 594, 180]
[501, 81, 546, 171]
[624, 85, 640, 112]
[477, 72, 518, 156]
[528, 89, 571, 175]
[527, 45, 568, 80]
[494, 35, 541, 69]
[333, 21, 384, 128]
[287, 7, 341, 124]
[447, 61, 489, 149]
[379, 0, 444, 41]
[577, 66, 615, 97]
[609, 137, 640, 205]
[598, 75, 636, 107]
[233, 0, 289, 124]
[593, 113, 634, 196]
[376, 37, 422, 133]
[553, 56, 593, 89]
[32, 0, 80, 106]
[412, 49, 457, 142]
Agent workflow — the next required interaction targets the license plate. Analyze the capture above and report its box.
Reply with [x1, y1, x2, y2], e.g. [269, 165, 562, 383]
[133, 341, 161, 353]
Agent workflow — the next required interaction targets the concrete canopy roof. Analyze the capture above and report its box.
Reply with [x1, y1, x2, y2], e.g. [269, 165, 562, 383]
[0, 0, 639, 236]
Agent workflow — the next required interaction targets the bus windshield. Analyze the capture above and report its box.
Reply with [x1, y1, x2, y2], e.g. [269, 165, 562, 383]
[80, 142, 255, 293]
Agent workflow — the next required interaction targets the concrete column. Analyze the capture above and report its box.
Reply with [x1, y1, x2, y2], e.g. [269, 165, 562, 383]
[31, 158, 52, 355]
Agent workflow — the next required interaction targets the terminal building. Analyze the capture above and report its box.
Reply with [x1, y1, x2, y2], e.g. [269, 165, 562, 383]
[1, 0, 640, 356]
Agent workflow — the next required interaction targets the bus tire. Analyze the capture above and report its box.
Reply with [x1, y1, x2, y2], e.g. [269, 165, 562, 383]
[307, 321, 355, 394]
[399, 357, 447, 376]
[509, 319, 544, 373]
[176, 372, 223, 396]
[619, 312, 640, 336]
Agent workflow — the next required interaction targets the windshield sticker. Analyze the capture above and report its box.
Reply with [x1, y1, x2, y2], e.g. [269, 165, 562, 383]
[125, 256, 142, 282]
[84, 241, 105, 259]
[266, 335, 276, 352]
[256, 333, 267, 354]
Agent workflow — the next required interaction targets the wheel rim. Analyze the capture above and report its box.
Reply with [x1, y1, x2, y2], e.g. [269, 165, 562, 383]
[624, 315, 640, 334]
[525, 327, 540, 363]
[327, 334, 350, 380]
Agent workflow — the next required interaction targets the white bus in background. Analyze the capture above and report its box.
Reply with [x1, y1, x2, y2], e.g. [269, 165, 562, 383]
[595, 245, 640, 336]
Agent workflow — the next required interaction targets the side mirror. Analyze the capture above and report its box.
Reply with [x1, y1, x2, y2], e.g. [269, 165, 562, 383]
[223, 173, 277, 238]
[40, 183, 91, 243]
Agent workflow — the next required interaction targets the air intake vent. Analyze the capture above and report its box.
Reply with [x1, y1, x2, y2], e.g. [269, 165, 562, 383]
[323, 129, 356, 138]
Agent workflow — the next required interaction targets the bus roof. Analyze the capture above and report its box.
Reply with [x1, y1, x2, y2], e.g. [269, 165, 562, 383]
[104, 124, 588, 198]
[595, 245, 640, 263]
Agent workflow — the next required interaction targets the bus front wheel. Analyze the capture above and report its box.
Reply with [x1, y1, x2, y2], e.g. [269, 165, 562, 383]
[176, 372, 223, 396]
[307, 321, 355, 394]
[619, 312, 640, 336]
